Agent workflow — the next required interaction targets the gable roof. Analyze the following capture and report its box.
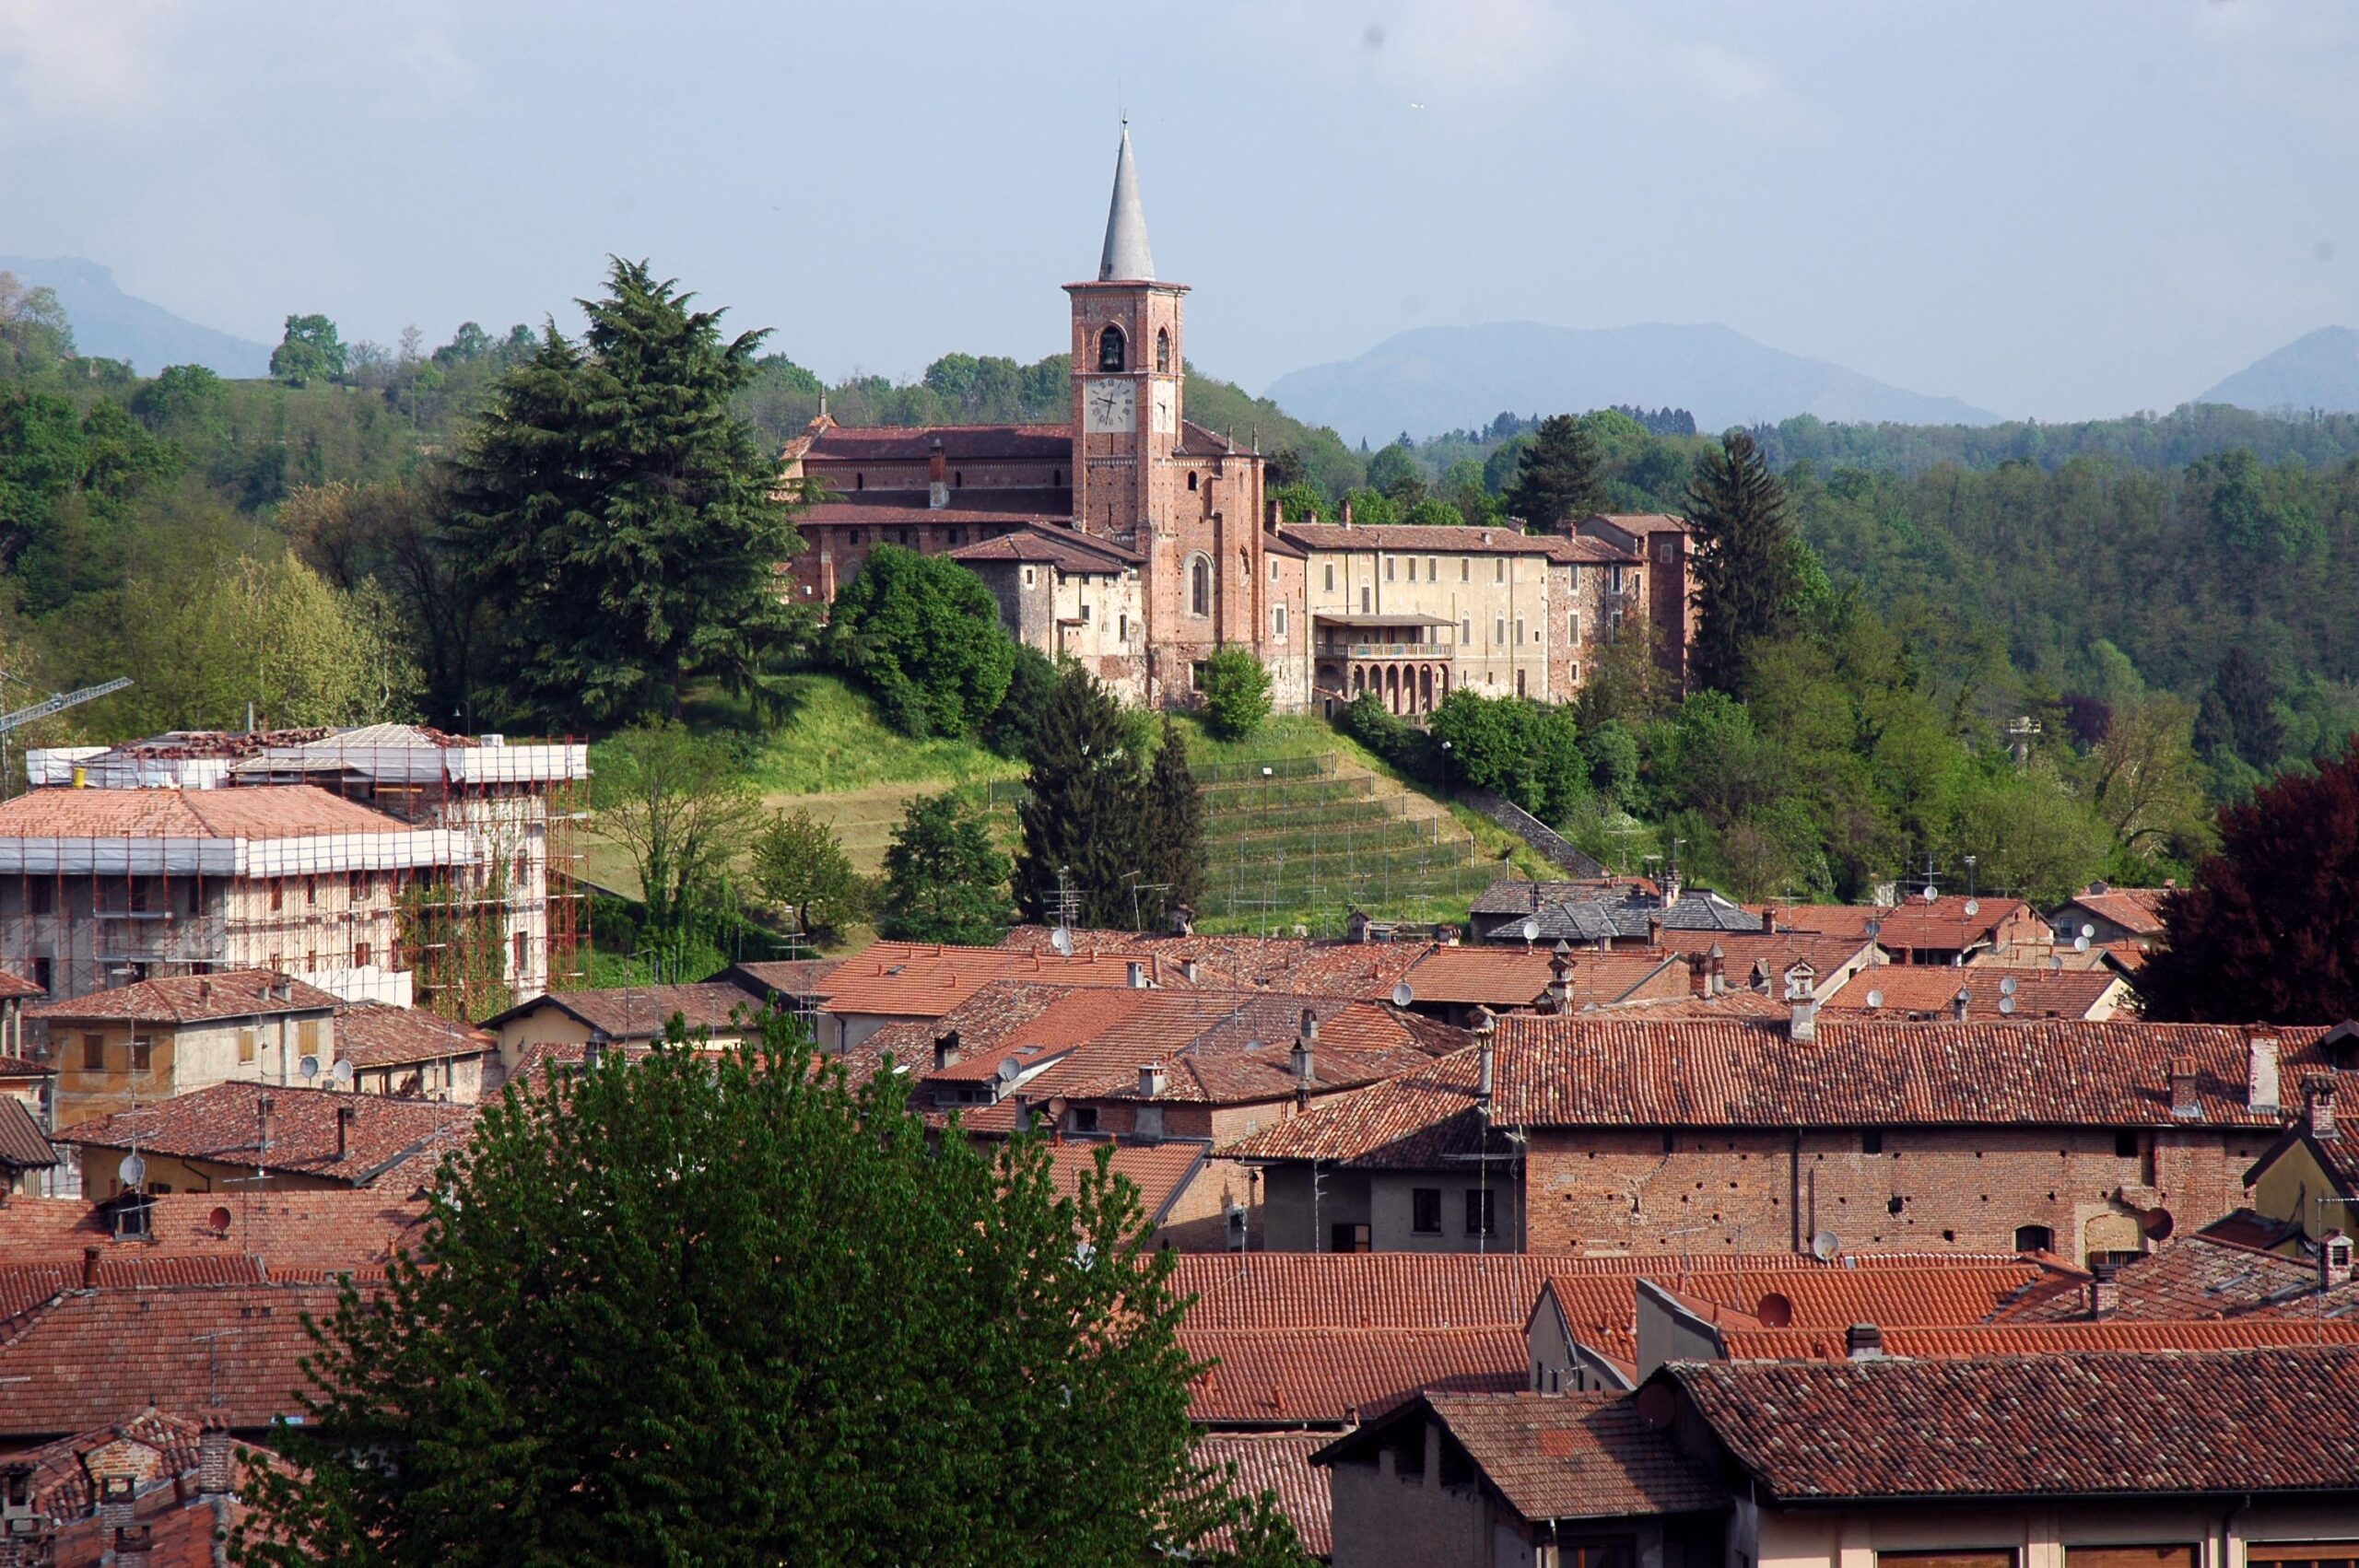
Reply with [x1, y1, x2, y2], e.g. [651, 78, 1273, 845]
[947, 521, 1142, 574]
[1186, 1326, 1526, 1425]
[1196, 1433, 1332, 1558]
[334, 1003, 492, 1069]
[995, 927, 1430, 1000]
[797, 422, 1072, 464]
[2056, 884, 2170, 937]
[1823, 965, 2127, 1021]
[28, 970, 339, 1026]
[1488, 1016, 2324, 1129]
[0, 1190, 428, 1278]
[1401, 946, 1682, 1009]
[1278, 523, 1589, 560]
[483, 983, 764, 1041]
[1173, 1253, 1565, 1332]
[1997, 1231, 2359, 1323]
[1712, 1317, 2359, 1362]
[1666, 1346, 2359, 1501]
[1039, 1141, 1206, 1228]
[0, 784, 411, 840]
[0, 1097, 58, 1171]
[1219, 1045, 1505, 1167]
[53, 1082, 474, 1187]
[816, 940, 1179, 1020]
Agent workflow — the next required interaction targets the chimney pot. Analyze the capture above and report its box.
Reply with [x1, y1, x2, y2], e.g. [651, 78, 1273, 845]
[2308, 1076, 2341, 1139]
[1290, 1041, 1313, 1086]
[1127, 961, 1149, 989]
[197, 1429, 234, 1497]
[335, 1104, 356, 1160]
[2324, 1230, 2354, 1291]
[2249, 1036, 2283, 1116]
[2088, 1261, 2121, 1318]
[1952, 988, 1971, 1023]
[1299, 1008, 1319, 1043]
[1845, 1323, 1883, 1360]
[933, 1031, 963, 1071]
[82, 1245, 100, 1290]
[2168, 1055, 2202, 1120]
[1789, 997, 1818, 1043]
[1478, 1038, 1496, 1099]
[1140, 1062, 1167, 1098]
[1760, 907, 1776, 935]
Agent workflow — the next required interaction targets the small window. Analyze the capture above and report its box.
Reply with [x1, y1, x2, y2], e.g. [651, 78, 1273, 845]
[855, 473, 865, 490]
[354, 942, 371, 968]
[848, 528, 863, 545]
[1156, 327, 1171, 372]
[1330, 1222, 1372, 1254]
[955, 471, 964, 487]
[1515, 617, 1525, 645]
[1323, 563, 1335, 591]
[1461, 557, 1470, 581]
[1426, 556, 1437, 579]
[1496, 557, 1506, 583]
[1080, 603, 1092, 623]
[1023, 567, 1036, 586]
[239, 1029, 256, 1064]
[2115, 1129, 2140, 1159]
[1412, 1188, 1443, 1234]
[1495, 615, 1507, 645]
[1189, 556, 1212, 616]
[304, 877, 318, 907]
[81, 1033, 103, 1071]
[1461, 616, 1472, 644]
[1465, 1188, 1497, 1236]
[1360, 586, 1371, 614]
[1187, 472, 1198, 491]
[1118, 613, 1129, 642]
[1517, 669, 1527, 697]
[1384, 556, 1395, 582]
[1862, 1130, 1884, 1154]
[130, 1036, 152, 1071]
[2015, 1224, 2055, 1253]
[1273, 604, 1287, 637]
[1053, 468, 1063, 486]
[1070, 1106, 1099, 1134]
[1270, 557, 1280, 582]
[269, 880, 285, 913]
[513, 930, 528, 975]
[1098, 324, 1127, 371]
[1571, 611, 1582, 642]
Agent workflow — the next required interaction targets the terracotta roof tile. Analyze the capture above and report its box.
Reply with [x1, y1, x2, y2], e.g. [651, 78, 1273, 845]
[54, 1082, 473, 1187]
[0, 1191, 428, 1275]
[0, 784, 411, 839]
[1714, 1318, 2359, 1361]
[1401, 947, 1674, 1008]
[0, 1054, 52, 1078]
[1174, 1253, 1565, 1332]
[1197, 1433, 1332, 1558]
[1489, 1016, 2325, 1129]
[2, 1407, 205, 1518]
[1668, 1346, 2359, 1499]
[1357, 1392, 1724, 1522]
[819, 940, 1180, 1019]
[1279, 523, 1587, 561]
[1040, 1141, 1205, 1226]
[0, 967, 43, 1000]
[800, 422, 1071, 462]
[29, 970, 338, 1026]
[1579, 512, 1691, 537]
[1825, 965, 2127, 1020]
[946, 522, 1142, 571]
[2058, 885, 2170, 937]
[333, 1003, 492, 1069]
[487, 983, 765, 1041]
[1650, 1258, 2068, 1333]
[0, 1096, 59, 1170]
[1996, 1232, 2359, 1323]
[1186, 1326, 1526, 1424]
[1219, 1046, 1501, 1167]
[996, 928, 1428, 1000]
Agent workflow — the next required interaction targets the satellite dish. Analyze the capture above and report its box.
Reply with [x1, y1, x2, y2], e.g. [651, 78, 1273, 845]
[298, 1054, 320, 1082]
[1520, 918, 1541, 943]
[1050, 927, 1075, 958]
[1391, 981, 1414, 1008]
[995, 1058, 1022, 1085]
[1864, 919, 1883, 940]
[1999, 995, 2017, 1015]
[2081, 923, 2096, 940]
[1963, 898, 1980, 917]
[1810, 1230, 1839, 1261]
[1865, 989, 1884, 1010]
[2000, 976, 2018, 996]
[331, 1058, 354, 1086]
[2073, 935, 2090, 953]
[1921, 883, 1938, 904]
[1074, 1240, 1098, 1270]
[120, 1153, 147, 1188]
[2048, 954, 2065, 971]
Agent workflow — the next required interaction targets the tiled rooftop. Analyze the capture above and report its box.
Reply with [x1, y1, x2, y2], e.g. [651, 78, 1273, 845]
[1218, 1046, 1501, 1167]
[996, 927, 1430, 1000]
[1713, 1317, 2359, 1361]
[0, 1096, 59, 1170]
[1996, 1232, 2359, 1323]
[1823, 965, 2126, 1020]
[2058, 883, 2170, 937]
[1400, 947, 1677, 1008]
[1668, 1345, 2359, 1500]
[1196, 1432, 1332, 1557]
[334, 1002, 493, 1068]
[1336, 1392, 1725, 1522]
[1185, 1325, 1526, 1424]
[28, 969, 339, 1025]
[818, 940, 1180, 1019]
[487, 983, 765, 1041]
[0, 783, 411, 839]
[1174, 1253, 1566, 1332]
[54, 1081, 474, 1186]
[799, 421, 1071, 462]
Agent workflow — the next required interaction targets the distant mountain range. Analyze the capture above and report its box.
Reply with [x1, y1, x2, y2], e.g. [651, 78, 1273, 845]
[2198, 327, 2359, 414]
[1264, 322, 2001, 444]
[0, 254, 271, 378]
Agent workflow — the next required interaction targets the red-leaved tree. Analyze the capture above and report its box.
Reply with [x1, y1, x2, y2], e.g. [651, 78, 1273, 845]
[2139, 741, 2359, 1023]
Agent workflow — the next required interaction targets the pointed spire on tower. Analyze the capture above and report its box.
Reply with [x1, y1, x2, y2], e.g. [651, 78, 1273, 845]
[1098, 123, 1156, 282]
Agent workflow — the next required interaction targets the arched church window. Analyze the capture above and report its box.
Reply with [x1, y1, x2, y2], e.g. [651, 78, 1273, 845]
[1156, 328, 1170, 372]
[1188, 554, 1212, 616]
[1098, 325, 1127, 372]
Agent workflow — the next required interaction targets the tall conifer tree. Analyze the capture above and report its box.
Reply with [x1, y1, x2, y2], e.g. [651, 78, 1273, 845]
[1015, 664, 1147, 929]
[1685, 429, 1803, 695]
[1144, 719, 1207, 927]
[1503, 414, 1603, 530]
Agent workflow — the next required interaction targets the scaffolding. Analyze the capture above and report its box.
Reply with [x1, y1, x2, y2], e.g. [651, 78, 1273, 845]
[4, 726, 591, 1022]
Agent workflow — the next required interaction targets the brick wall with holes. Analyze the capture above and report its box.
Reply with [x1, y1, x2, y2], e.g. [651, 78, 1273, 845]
[1521, 1125, 2282, 1263]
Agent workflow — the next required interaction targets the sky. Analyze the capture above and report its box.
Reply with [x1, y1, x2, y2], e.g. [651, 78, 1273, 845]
[0, 0, 2354, 421]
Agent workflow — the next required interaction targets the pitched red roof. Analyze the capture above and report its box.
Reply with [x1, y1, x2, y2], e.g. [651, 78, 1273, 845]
[1401, 947, 1674, 1008]
[485, 983, 764, 1041]
[0, 1096, 59, 1170]
[818, 940, 1177, 1020]
[0, 967, 43, 1000]
[1279, 522, 1587, 561]
[996, 927, 1430, 1000]
[1039, 1141, 1205, 1227]
[334, 1003, 492, 1069]
[1197, 1433, 1332, 1558]
[1996, 1233, 2359, 1323]
[799, 422, 1072, 462]
[0, 784, 410, 839]
[1667, 1346, 2359, 1500]
[1649, 1258, 2068, 1333]
[1323, 1392, 1724, 1523]
[946, 522, 1141, 573]
[2059, 884, 2170, 937]
[1185, 1326, 1526, 1424]
[3, 1407, 204, 1517]
[1488, 1016, 2324, 1129]
[1580, 512, 1690, 537]
[1823, 965, 2127, 1021]
[1174, 1253, 1565, 1332]
[1218, 1047, 1502, 1167]
[0, 1191, 428, 1276]
[1714, 1318, 2359, 1361]
[54, 1082, 473, 1187]
[28, 970, 339, 1025]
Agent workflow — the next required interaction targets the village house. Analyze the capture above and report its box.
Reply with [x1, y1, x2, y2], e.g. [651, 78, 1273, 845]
[1821, 964, 2132, 1021]
[1775, 894, 2049, 966]
[808, 939, 1193, 1053]
[2048, 882, 2172, 951]
[26, 969, 341, 1129]
[2238, 1060, 2359, 1246]
[0, 1410, 268, 1564]
[1467, 878, 1757, 946]
[334, 1001, 494, 1102]
[478, 982, 769, 1084]
[55, 1078, 474, 1197]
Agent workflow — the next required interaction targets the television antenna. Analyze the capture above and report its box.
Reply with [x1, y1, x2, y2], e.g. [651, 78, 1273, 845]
[1962, 854, 1979, 918]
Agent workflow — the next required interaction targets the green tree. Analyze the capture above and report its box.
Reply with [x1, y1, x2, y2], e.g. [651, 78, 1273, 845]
[1367, 441, 1426, 504]
[1503, 414, 1602, 530]
[748, 808, 869, 941]
[878, 791, 1013, 944]
[0, 272, 75, 380]
[1686, 429, 1803, 695]
[234, 1017, 1311, 1566]
[827, 544, 1015, 739]
[2206, 647, 2287, 772]
[269, 313, 347, 386]
[444, 260, 810, 729]
[984, 643, 1063, 761]
[1953, 766, 2108, 907]
[1015, 664, 1147, 929]
[1268, 479, 1331, 524]
[1199, 647, 1273, 741]
[1144, 719, 1207, 925]
[2086, 695, 2214, 865]
[592, 721, 761, 972]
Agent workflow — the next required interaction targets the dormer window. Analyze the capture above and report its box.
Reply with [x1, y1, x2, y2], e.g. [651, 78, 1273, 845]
[1098, 324, 1127, 372]
[1156, 327, 1170, 372]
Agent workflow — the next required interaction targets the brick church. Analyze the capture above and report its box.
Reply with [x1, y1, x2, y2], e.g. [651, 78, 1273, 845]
[780, 129, 1689, 714]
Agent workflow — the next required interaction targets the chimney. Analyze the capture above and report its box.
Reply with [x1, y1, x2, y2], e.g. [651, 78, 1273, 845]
[1290, 1039, 1314, 1086]
[197, 1429, 235, 1497]
[197, 978, 212, 1000]
[1300, 1008, 1320, 1046]
[82, 1245, 100, 1290]
[1182, 959, 1200, 983]
[2249, 1036, 2283, 1116]
[1169, 902, 1195, 936]
[1687, 951, 1709, 998]
[2168, 1055, 2201, 1120]
[1545, 942, 1575, 1012]
[2308, 1076, 2340, 1139]
[1760, 907, 1777, 935]
[1645, 916, 1663, 950]
[1127, 961, 1150, 989]
[2324, 1230, 2355, 1291]
[257, 1094, 275, 1153]
[2088, 1260, 2121, 1319]
[1789, 994, 1818, 1043]
[1708, 944, 1726, 997]
[1661, 863, 1681, 906]
[927, 437, 948, 509]
[1478, 1035, 1496, 1101]
[335, 1104, 356, 1161]
[1951, 988, 1971, 1024]
[1845, 1323, 1883, 1361]
[1140, 1062, 1168, 1098]
[581, 1037, 604, 1073]
[1341, 496, 1354, 528]
[933, 1030, 963, 1071]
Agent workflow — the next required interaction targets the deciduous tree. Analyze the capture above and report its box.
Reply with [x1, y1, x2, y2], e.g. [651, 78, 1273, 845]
[749, 808, 869, 941]
[269, 313, 347, 386]
[826, 543, 1015, 739]
[592, 721, 761, 969]
[879, 790, 1013, 945]
[1198, 647, 1272, 741]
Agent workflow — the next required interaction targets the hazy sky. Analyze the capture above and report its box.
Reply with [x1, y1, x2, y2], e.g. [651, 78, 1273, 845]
[1, 0, 2353, 420]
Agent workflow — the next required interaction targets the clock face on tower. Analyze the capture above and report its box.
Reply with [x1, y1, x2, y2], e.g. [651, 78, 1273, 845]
[1151, 380, 1177, 434]
[1084, 379, 1136, 433]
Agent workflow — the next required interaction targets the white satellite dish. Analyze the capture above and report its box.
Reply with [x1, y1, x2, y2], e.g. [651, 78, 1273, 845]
[331, 1058, 354, 1086]
[995, 1058, 1022, 1086]
[1999, 995, 2017, 1015]
[1810, 1230, 1839, 1261]
[298, 1054, 320, 1082]
[2048, 954, 2064, 971]
[1864, 919, 1882, 940]
[1921, 883, 1938, 904]
[1391, 981, 1414, 1009]
[1520, 918, 1541, 943]
[2073, 935, 2090, 953]
[1865, 989, 1884, 1010]
[2000, 975, 2018, 996]
[2081, 923, 2096, 940]
[1050, 926, 1074, 958]
[120, 1153, 147, 1188]
[1963, 898, 1980, 917]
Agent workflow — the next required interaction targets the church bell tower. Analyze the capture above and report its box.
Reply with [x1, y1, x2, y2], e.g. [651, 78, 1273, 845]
[1067, 125, 1187, 550]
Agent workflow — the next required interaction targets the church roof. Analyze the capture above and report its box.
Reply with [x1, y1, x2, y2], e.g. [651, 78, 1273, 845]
[948, 524, 1142, 573]
[799, 423, 1072, 464]
[1098, 125, 1156, 282]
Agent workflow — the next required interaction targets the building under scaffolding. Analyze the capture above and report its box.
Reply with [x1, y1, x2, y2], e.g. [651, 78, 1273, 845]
[4, 726, 590, 1019]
